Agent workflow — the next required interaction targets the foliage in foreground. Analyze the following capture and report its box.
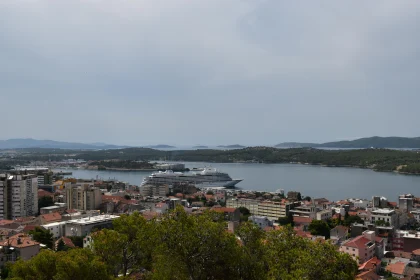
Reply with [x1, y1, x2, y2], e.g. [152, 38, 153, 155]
[6, 207, 358, 280]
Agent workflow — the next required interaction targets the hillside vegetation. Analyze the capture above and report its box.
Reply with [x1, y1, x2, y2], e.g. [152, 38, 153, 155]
[6, 208, 357, 280]
[276, 136, 420, 148]
[7, 147, 420, 174]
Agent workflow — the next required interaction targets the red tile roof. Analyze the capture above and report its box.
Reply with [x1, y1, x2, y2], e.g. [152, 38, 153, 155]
[388, 202, 397, 207]
[293, 216, 313, 224]
[0, 220, 15, 226]
[392, 251, 412, 259]
[359, 257, 381, 271]
[386, 262, 407, 276]
[41, 212, 62, 223]
[57, 236, 75, 248]
[342, 235, 372, 249]
[23, 225, 36, 233]
[413, 249, 420, 256]
[0, 233, 39, 248]
[356, 269, 380, 280]
[212, 207, 237, 213]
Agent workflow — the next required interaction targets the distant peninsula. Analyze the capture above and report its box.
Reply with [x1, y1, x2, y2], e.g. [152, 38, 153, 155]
[275, 136, 420, 149]
[145, 144, 176, 149]
[193, 145, 209, 149]
[217, 144, 246, 149]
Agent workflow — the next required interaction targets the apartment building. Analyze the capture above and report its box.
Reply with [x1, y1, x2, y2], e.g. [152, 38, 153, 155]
[65, 182, 102, 211]
[370, 209, 397, 227]
[65, 215, 119, 237]
[226, 198, 299, 221]
[340, 231, 377, 264]
[398, 194, 414, 212]
[0, 173, 38, 220]
[140, 184, 169, 197]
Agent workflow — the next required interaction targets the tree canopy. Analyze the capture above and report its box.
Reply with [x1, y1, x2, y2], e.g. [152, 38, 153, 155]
[29, 227, 53, 249]
[7, 207, 358, 280]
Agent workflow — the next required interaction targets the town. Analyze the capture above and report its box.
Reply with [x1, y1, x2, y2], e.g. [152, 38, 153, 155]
[0, 167, 419, 279]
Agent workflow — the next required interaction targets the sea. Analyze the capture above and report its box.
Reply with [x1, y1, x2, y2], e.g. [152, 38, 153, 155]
[58, 162, 420, 202]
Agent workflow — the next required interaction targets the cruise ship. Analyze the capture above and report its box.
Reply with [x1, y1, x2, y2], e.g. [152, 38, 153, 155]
[141, 168, 242, 188]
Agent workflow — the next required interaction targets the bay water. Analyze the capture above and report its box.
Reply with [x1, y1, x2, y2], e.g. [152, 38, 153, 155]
[60, 163, 420, 202]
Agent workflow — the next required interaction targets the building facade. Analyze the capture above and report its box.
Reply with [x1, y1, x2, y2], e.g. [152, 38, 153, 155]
[65, 182, 102, 211]
[0, 174, 38, 220]
[226, 198, 299, 221]
[140, 184, 169, 197]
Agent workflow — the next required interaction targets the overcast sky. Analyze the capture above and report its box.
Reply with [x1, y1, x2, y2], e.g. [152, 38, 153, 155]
[1, 1, 419, 146]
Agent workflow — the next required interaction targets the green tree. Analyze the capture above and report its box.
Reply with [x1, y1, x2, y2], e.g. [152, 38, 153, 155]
[10, 249, 112, 280]
[278, 213, 294, 227]
[29, 227, 53, 249]
[69, 236, 84, 248]
[93, 211, 154, 277]
[308, 220, 331, 238]
[264, 226, 357, 279]
[124, 194, 131, 200]
[56, 239, 69, 252]
[151, 206, 240, 280]
[236, 222, 266, 280]
[343, 215, 363, 226]
[38, 196, 54, 213]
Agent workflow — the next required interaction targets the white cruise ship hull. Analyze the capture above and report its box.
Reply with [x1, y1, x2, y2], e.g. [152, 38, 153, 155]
[195, 179, 242, 188]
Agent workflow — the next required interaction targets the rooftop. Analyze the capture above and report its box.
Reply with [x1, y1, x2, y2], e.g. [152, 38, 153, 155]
[371, 208, 395, 214]
[342, 235, 374, 249]
[66, 215, 119, 226]
[0, 233, 39, 248]
[386, 262, 407, 276]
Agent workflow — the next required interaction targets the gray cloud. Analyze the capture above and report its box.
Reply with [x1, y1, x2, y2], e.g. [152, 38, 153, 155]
[1, 0, 419, 145]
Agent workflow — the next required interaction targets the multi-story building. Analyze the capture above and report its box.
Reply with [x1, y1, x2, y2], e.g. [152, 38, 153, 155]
[370, 208, 397, 227]
[0, 233, 40, 266]
[340, 230, 377, 264]
[0, 173, 38, 220]
[140, 184, 169, 197]
[398, 194, 414, 212]
[65, 215, 119, 237]
[393, 230, 420, 252]
[226, 198, 299, 221]
[372, 196, 388, 208]
[65, 182, 102, 211]
[411, 210, 420, 223]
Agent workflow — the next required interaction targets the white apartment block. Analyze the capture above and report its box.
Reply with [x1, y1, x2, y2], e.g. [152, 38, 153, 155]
[0, 174, 38, 220]
[370, 208, 397, 227]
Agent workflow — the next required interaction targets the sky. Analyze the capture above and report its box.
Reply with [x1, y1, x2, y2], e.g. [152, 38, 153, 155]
[1, 0, 419, 146]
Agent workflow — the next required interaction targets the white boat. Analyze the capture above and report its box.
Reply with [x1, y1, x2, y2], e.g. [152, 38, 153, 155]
[141, 167, 242, 188]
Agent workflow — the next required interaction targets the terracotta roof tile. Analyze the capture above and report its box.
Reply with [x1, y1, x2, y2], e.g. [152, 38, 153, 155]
[41, 212, 62, 223]
[359, 257, 381, 271]
[386, 262, 407, 275]
[342, 236, 373, 249]
[211, 207, 237, 213]
[0, 233, 39, 248]
[356, 269, 381, 280]
[293, 216, 313, 224]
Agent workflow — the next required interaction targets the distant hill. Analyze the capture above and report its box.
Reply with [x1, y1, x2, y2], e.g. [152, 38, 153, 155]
[276, 136, 420, 149]
[0, 138, 127, 150]
[217, 144, 246, 149]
